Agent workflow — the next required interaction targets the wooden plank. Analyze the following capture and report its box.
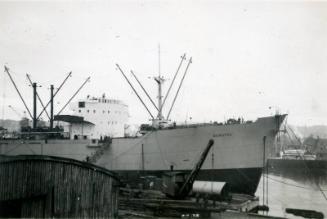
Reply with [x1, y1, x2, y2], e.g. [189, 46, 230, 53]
[0, 156, 118, 218]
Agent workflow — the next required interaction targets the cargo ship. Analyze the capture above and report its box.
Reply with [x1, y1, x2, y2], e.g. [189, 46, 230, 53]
[0, 58, 286, 195]
[96, 114, 286, 195]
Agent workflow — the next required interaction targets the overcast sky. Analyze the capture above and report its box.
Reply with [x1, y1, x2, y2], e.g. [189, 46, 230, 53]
[0, 1, 326, 126]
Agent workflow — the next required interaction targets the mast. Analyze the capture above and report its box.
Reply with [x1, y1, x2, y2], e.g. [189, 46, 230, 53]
[32, 83, 37, 129]
[50, 85, 54, 129]
[37, 72, 72, 120]
[116, 49, 191, 127]
[155, 44, 165, 120]
[26, 74, 50, 120]
[154, 75, 165, 120]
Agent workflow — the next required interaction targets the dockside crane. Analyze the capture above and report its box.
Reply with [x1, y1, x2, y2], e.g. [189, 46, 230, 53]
[162, 139, 214, 199]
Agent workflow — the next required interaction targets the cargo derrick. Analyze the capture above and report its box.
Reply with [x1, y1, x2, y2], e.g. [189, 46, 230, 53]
[162, 139, 214, 199]
[116, 52, 191, 129]
[4, 66, 89, 137]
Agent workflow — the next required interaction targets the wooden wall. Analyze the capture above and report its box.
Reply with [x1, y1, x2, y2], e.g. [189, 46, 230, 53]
[0, 155, 119, 218]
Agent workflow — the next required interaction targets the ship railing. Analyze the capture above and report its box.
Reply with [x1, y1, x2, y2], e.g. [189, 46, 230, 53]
[163, 121, 244, 130]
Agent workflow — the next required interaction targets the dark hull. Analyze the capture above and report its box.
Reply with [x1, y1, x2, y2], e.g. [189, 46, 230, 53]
[267, 159, 327, 183]
[268, 159, 327, 170]
[115, 167, 262, 195]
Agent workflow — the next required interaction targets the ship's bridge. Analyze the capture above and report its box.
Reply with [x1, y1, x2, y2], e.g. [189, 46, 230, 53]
[68, 94, 129, 138]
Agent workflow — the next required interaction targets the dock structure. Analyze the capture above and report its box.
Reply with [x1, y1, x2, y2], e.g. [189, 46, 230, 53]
[0, 155, 120, 218]
[118, 188, 270, 218]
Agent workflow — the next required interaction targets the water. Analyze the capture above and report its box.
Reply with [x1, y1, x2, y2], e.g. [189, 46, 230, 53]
[255, 169, 327, 218]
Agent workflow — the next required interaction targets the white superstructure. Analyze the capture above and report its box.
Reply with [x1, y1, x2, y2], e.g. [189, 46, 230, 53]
[70, 94, 129, 138]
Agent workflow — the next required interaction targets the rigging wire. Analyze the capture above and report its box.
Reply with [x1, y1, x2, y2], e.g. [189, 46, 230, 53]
[263, 174, 327, 191]
[37, 71, 72, 119]
[153, 131, 171, 169]
[284, 125, 327, 202]
[110, 131, 154, 161]
[1, 69, 6, 123]
[56, 76, 90, 115]
[26, 74, 51, 120]
[4, 142, 35, 155]
[105, 130, 169, 171]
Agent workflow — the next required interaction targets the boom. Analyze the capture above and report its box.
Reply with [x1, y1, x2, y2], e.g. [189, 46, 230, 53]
[162, 139, 214, 199]
[4, 66, 33, 120]
[166, 57, 192, 120]
[177, 139, 214, 198]
[116, 64, 155, 119]
[56, 77, 90, 116]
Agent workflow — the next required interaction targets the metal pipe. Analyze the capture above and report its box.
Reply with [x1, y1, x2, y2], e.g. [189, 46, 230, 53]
[4, 66, 33, 120]
[116, 64, 154, 119]
[56, 77, 90, 116]
[166, 57, 192, 120]
[37, 71, 72, 119]
[130, 70, 159, 111]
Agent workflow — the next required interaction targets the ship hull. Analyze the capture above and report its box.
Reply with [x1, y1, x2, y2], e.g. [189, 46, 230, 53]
[0, 139, 97, 161]
[96, 115, 286, 195]
[267, 158, 327, 184]
[0, 115, 286, 195]
[268, 158, 327, 174]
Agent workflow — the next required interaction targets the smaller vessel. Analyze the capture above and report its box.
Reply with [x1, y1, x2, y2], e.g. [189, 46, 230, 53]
[267, 125, 327, 175]
[280, 149, 316, 160]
